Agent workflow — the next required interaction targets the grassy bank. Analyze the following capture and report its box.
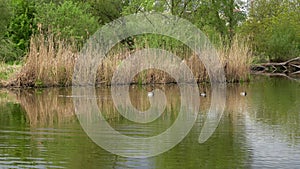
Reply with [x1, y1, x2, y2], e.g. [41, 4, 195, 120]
[5, 33, 252, 88]
[0, 63, 21, 87]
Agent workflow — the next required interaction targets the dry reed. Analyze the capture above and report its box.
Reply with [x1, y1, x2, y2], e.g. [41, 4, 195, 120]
[8, 32, 77, 87]
[220, 37, 252, 82]
[7, 33, 252, 87]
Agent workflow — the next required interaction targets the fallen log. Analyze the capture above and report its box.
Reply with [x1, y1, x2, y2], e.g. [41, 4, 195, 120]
[251, 57, 300, 74]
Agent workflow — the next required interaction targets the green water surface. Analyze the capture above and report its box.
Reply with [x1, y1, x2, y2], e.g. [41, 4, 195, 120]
[0, 76, 299, 168]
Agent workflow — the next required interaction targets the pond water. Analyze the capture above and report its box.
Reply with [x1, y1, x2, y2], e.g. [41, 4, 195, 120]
[0, 76, 299, 168]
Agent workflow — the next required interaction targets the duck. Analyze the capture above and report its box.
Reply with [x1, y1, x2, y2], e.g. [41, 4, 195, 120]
[240, 91, 247, 96]
[148, 91, 154, 97]
[200, 92, 206, 97]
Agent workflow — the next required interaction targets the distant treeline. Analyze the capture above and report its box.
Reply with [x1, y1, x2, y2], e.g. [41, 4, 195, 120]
[0, 0, 299, 63]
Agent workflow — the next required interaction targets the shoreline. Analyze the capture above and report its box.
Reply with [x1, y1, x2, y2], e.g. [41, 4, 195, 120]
[2, 59, 299, 89]
[0, 80, 215, 89]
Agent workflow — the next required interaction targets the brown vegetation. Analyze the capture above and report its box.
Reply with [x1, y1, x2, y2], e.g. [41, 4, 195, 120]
[251, 57, 300, 81]
[252, 57, 300, 74]
[2, 84, 249, 127]
[6, 33, 252, 87]
[7, 33, 76, 87]
[14, 89, 76, 126]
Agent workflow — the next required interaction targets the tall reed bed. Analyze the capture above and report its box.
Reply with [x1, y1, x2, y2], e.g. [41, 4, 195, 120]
[8, 33, 252, 87]
[8, 32, 77, 87]
[220, 37, 252, 82]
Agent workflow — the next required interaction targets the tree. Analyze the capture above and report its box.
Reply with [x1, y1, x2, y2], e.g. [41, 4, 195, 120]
[82, 0, 125, 25]
[241, 0, 300, 61]
[35, 1, 99, 43]
[192, 0, 246, 45]
[122, 0, 246, 46]
[0, 0, 36, 62]
[6, 0, 36, 54]
[0, 0, 12, 39]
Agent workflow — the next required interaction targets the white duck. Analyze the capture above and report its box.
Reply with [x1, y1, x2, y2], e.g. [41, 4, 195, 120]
[240, 91, 247, 96]
[147, 91, 154, 97]
[200, 92, 206, 97]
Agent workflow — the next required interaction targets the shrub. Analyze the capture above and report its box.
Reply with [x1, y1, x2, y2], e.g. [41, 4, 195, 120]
[266, 20, 299, 61]
[0, 38, 24, 63]
[35, 1, 99, 44]
[0, 0, 36, 62]
[0, 0, 12, 39]
[6, 0, 36, 54]
[240, 0, 300, 61]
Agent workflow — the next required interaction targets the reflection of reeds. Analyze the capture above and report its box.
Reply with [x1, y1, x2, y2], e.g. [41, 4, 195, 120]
[15, 88, 76, 126]
[6, 84, 249, 127]
[85, 85, 250, 126]
[0, 89, 18, 104]
[96, 85, 183, 121]
[225, 84, 249, 116]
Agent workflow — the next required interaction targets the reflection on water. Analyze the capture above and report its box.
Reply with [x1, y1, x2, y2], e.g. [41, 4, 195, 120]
[0, 76, 300, 168]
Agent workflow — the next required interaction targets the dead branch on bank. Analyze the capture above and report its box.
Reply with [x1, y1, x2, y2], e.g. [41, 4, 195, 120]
[251, 57, 300, 73]
[251, 57, 300, 81]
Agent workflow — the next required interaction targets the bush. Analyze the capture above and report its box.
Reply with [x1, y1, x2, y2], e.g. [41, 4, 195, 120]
[35, 1, 99, 43]
[1, 0, 100, 63]
[0, 0, 12, 39]
[6, 0, 36, 54]
[240, 0, 300, 61]
[0, 38, 24, 63]
[0, 0, 36, 62]
[266, 20, 299, 61]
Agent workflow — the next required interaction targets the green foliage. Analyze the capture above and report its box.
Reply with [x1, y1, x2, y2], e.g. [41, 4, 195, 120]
[193, 0, 246, 45]
[1, 0, 100, 62]
[122, 0, 246, 49]
[6, 0, 36, 54]
[0, 0, 12, 39]
[240, 0, 300, 61]
[0, 0, 36, 62]
[0, 0, 18, 63]
[35, 1, 99, 43]
[122, 0, 163, 15]
[0, 63, 21, 80]
[266, 20, 299, 61]
[34, 79, 44, 87]
[1, 0, 297, 63]
[74, 0, 126, 25]
[0, 38, 24, 63]
[133, 34, 191, 59]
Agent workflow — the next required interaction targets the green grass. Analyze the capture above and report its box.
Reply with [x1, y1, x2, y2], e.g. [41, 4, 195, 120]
[0, 63, 21, 81]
